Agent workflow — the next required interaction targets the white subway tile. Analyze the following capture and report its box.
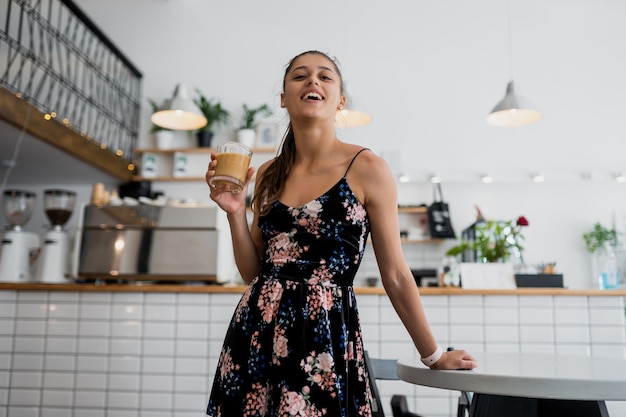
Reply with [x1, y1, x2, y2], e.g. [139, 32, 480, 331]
[14, 336, 45, 353]
[111, 304, 143, 320]
[78, 338, 109, 355]
[554, 308, 589, 325]
[141, 374, 173, 391]
[41, 407, 73, 417]
[554, 325, 589, 344]
[75, 373, 106, 390]
[110, 321, 141, 338]
[0, 291, 16, 301]
[47, 303, 78, 319]
[76, 355, 108, 373]
[484, 307, 518, 324]
[590, 326, 626, 344]
[140, 392, 173, 409]
[17, 292, 47, 302]
[10, 371, 42, 388]
[589, 308, 626, 326]
[143, 339, 174, 356]
[173, 393, 207, 411]
[519, 295, 553, 307]
[208, 305, 235, 323]
[485, 325, 519, 343]
[485, 344, 521, 353]
[176, 358, 208, 375]
[48, 292, 79, 302]
[108, 374, 139, 391]
[519, 325, 555, 343]
[449, 325, 484, 343]
[592, 344, 626, 358]
[12, 354, 44, 371]
[176, 340, 207, 357]
[143, 322, 175, 339]
[79, 320, 110, 337]
[178, 293, 210, 305]
[109, 357, 140, 374]
[144, 304, 175, 321]
[519, 307, 554, 324]
[145, 293, 177, 304]
[420, 295, 448, 307]
[46, 319, 77, 336]
[174, 375, 207, 393]
[379, 306, 401, 324]
[79, 304, 111, 320]
[556, 344, 591, 356]
[520, 344, 555, 354]
[178, 322, 209, 340]
[450, 307, 483, 324]
[7, 406, 38, 417]
[589, 296, 624, 308]
[554, 296, 588, 308]
[73, 408, 105, 417]
[15, 319, 46, 336]
[0, 336, 11, 352]
[110, 339, 141, 355]
[141, 357, 174, 374]
[44, 355, 76, 372]
[483, 295, 518, 307]
[357, 305, 379, 323]
[43, 372, 74, 389]
[8, 388, 40, 405]
[74, 390, 106, 408]
[42, 389, 73, 407]
[424, 306, 449, 324]
[177, 304, 209, 322]
[0, 319, 14, 334]
[112, 293, 143, 303]
[106, 391, 139, 409]
[80, 292, 111, 303]
[379, 323, 411, 343]
[46, 337, 77, 354]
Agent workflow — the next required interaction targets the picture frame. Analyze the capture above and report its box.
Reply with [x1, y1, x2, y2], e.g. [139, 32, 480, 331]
[255, 122, 278, 148]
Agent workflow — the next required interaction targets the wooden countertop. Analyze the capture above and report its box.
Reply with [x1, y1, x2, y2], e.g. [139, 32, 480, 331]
[1, 282, 626, 296]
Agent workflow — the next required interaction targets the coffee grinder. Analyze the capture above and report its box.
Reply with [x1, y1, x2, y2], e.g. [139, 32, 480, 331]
[0, 190, 40, 282]
[35, 189, 76, 282]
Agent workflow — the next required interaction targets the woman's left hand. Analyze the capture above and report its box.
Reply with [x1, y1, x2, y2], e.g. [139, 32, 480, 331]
[430, 349, 478, 370]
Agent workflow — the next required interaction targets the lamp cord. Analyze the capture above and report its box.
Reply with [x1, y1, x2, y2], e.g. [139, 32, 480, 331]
[508, 0, 514, 81]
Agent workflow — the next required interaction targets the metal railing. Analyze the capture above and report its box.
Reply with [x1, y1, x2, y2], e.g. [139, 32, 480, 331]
[0, 0, 142, 160]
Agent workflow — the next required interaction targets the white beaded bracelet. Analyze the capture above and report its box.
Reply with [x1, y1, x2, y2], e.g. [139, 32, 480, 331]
[420, 345, 443, 367]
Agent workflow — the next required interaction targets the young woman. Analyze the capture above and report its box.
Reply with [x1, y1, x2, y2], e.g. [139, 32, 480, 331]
[206, 50, 477, 417]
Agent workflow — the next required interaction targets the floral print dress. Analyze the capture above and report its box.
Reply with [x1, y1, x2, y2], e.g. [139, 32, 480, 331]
[207, 150, 373, 417]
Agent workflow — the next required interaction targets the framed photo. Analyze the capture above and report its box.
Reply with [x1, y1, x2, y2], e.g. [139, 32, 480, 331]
[256, 122, 278, 148]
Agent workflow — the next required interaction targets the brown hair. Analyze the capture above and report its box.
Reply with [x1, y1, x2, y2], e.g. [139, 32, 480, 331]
[252, 51, 344, 216]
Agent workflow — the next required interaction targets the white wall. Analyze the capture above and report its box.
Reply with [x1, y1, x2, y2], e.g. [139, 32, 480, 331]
[4, 0, 626, 288]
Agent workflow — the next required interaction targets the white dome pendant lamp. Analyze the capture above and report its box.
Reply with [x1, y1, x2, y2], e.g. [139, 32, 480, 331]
[486, 0, 542, 127]
[151, 84, 207, 131]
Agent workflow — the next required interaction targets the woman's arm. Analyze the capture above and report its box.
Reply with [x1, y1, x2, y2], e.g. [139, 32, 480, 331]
[353, 152, 476, 370]
[206, 152, 267, 284]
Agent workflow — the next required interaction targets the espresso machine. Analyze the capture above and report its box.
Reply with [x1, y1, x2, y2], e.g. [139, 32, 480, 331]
[35, 189, 76, 282]
[0, 190, 40, 282]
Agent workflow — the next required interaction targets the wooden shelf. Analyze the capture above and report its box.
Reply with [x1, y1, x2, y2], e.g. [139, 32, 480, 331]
[134, 146, 276, 155]
[398, 206, 428, 214]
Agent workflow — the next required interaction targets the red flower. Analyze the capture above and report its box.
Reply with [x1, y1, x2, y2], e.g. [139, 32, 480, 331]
[517, 216, 529, 227]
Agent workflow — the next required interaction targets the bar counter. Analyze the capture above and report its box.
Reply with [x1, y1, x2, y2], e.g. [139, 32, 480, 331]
[2, 281, 626, 295]
[1, 282, 625, 417]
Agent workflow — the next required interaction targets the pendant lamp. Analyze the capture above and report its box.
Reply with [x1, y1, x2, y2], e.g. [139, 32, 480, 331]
[485, 81, 542, 127]
[335, 107, 372, 128]
[486, 0, 542, 127]
[151, 84, 207, 131]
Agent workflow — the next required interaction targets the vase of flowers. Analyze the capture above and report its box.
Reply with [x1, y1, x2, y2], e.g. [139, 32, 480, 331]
[446, 216, 529, 263]
[583, 222, 622, 289]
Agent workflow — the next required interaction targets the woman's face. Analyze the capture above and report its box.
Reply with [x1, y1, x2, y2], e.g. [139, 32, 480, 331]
[281, 53, 346, 124]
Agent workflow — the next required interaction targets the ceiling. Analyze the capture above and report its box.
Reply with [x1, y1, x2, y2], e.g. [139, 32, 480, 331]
[0, 119, 118, 187]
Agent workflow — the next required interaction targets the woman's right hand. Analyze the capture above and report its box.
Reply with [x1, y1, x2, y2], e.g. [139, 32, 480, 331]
[206, 151, 255, 215]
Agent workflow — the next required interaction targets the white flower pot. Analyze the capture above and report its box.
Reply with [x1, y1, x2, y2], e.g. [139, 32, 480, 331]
[154, 130, 176, 149]
[237, 129, 256, 147]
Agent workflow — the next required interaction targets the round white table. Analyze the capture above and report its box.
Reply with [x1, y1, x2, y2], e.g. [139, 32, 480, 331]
[397, 352, 626, 417]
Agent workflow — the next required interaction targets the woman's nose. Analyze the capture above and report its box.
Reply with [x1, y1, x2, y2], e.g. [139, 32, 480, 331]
[306, 77, 319, 86]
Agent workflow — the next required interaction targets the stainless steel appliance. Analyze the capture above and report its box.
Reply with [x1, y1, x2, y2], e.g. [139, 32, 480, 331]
[75, 204, 218, 282]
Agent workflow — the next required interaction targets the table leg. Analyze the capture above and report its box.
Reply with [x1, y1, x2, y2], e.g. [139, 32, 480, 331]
[469, 393, 610, 417]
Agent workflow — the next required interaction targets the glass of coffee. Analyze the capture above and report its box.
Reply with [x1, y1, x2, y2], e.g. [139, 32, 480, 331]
[210, 142, 253, 193]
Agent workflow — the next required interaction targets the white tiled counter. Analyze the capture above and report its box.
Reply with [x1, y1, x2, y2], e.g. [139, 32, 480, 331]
[0, 284, 624, 417]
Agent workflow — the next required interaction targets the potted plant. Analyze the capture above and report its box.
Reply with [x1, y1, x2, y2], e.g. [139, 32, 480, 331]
[236, 103, 273, 147]
[446, 216, 529, 263]
[148, 98, 175, 149]
[583, 222, 621, 289]
[193, 89, 230, 147]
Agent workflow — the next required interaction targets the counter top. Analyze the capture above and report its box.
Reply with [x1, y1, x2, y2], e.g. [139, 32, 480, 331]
[1, 282, 626, 295]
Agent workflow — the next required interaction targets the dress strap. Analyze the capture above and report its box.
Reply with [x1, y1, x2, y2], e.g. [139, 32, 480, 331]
[343, 148, 370, 177]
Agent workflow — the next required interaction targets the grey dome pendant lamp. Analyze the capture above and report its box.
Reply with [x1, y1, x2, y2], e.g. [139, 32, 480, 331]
[486, 1, 542, 127]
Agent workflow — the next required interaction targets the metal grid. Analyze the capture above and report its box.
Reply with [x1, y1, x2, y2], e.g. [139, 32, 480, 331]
[0, 0, 142, 160]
